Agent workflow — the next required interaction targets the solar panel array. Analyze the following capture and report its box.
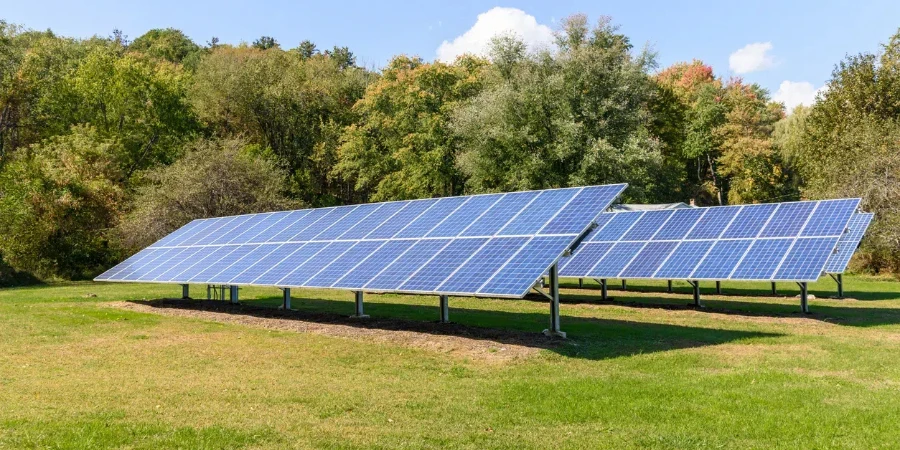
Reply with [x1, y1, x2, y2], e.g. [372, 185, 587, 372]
[559, 199, 860, 282]
[96, 184, 627, 298]
[824, 212, 873, 274]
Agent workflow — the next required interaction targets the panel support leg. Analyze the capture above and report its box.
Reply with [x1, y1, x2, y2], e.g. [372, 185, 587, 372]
[282, 288, 291, 310]
[771, 282, 777, 296]
[207, 284, 211, 300]
[230, 285, 239, 304]
[220, 285, 226, 302]
[829, 274, 844, 299]
[182, 284, 190, 299]
[667, 280, 673, 293]
[715, 281, 722, 295]
[621, 279, 627, 291]
[543, 263, 566, 338]
[690, 281, 702, 307]
[439, 295, 449, 323]
[578, 278, 583, 289]
[600, 279, 608, 301]
[798, 282, 809, 313]
[352, 291, 369, 318]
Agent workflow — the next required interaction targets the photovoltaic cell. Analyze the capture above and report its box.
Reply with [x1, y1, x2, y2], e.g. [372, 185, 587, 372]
[619, 241, 678, 278]
[652, 208, 704, 241]
[252, 242, 327, 285]
[500, 189, 577, 236]
[305, 240, 387, 287]
[686, 206, 740, 239]
[559, 242, 613, 275]
[721, 204, 777, 239]
[541, 184, 628, 235]
[230, 243, 303, 284]
[427, 195, 502, 238]
[461, 191, 538, 237]
[621, 210, 673, 241]
[438, 237, 526, 293]
[479, 236, 573, 296]
[652, 241, 715, 279]
[730, 238, 793, 280]
[279, 241, 356, 286]
[366, 239, 450, 290]
[400, 238, 488, 291]
[774, 237, 838, 281]
[760, 202, 816, 238]
[588, 242, 646, 278]
[365, 199, 438, 239]
[589, 212, 643, 242]
[395, 197, 468, 239]
[691, 240, 753, 280]
[802, 199, 859, 237]
[332, 240, 416, 288]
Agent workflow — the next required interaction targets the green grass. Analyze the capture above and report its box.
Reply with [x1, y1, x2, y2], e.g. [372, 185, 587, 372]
[2, 275, 900, 448]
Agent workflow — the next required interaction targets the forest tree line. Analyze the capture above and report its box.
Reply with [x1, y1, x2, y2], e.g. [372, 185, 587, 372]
[0, 15, 898, 282]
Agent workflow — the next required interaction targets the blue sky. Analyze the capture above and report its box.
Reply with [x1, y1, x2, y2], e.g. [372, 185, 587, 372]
[5, 0, 899, 108]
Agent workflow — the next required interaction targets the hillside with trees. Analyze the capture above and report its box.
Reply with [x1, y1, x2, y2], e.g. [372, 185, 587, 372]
[0, 16, 897, 282]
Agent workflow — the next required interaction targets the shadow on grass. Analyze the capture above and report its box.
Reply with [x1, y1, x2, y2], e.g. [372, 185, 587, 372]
[548, 288, 900, 327]
[130, 297, 779, 361]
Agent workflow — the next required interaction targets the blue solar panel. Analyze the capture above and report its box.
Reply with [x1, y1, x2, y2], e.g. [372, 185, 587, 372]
[588, 242, 646, 278]
[461, 191, 538, 237]
[500, 189, 578, 236]
[541, 184, 627, 235]
[332, 240, 415, 288]
[721, 204, 777, 238]
[97, 184, 628, 298]
[395, 197, 468, 238]
[824, 212, 873, 273]
[479, 236, 573, 296]
[366, 239, 450, 290]
[619, 241, 678, 278]
[760, 202, 816, 238]
[365, 199, 438, 239]
[652, 208, 704, 241]
[400, 238, 489, 291]
[305, 240, 387, 287]
[802, 199, 860, 237]
[279, 241, 356, 286]
[229, 212, 288, 244]
[438, 237, 527, 293]
[313, 204, 380, 241]
[621, 210, 674, 241]
[207, 244, 273, 284]
[774, 237, 838, 281]
[691, 240, 753, 279]
[252, 243, 327, 285]
[338, 202, 406, 240]
[589, 212, 643, 242]
[427, 195, 502, 238]
[686, 206, 740, 239]
[653, 240, 715, 279]
[730, 238, 793, 280]
[559, 242, 613, 275]
[230, 243, 303, 284]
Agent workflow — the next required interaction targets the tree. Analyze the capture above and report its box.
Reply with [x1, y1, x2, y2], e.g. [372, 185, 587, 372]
[296, 40, 318, 59]
[189, 46, 371, 205]
[336, 55, 486, 201]
[453, 15, 671, 202]
[129, 28, 201, 65]
[0, 126, 125, 279]
[252, 36, 279, 50]
[116, 137, 302, 252]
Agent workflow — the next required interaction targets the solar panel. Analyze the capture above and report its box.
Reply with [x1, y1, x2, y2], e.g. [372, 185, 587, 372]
[96, 184, 627, 298]
[824, 213, 873, 274]
[559, 199, 861, 283]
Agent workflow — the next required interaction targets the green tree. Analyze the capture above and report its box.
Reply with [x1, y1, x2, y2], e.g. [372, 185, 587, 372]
[252, 36, 279, 50]
[336, 55, 486, 201]
[116, 137, 302, 252]
[0, 126, 125, 279]
[128, 28, 201, 65]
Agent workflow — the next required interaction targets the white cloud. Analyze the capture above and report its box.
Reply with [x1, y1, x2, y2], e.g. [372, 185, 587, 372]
[436, 7, 554, 63]
[773, 80, 826, 112]
[729, 42, 775, 74]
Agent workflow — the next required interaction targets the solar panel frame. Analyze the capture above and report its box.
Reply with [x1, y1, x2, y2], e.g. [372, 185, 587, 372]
[824, 212, 874, 274]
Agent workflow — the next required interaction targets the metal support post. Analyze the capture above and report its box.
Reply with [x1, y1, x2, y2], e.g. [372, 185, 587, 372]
[220, 285, 226, 302]
[621, 279, 627, 291]
[771, 282, 777, 296]
[715, 281, 722, 295]
[282, 288, 291, 310]
[352, 291, 369, 318]
[829, 273, 844, 299]
[543, 263, 566, 338]
[439, 295, 449, 323]
[207, 285, 211, 300]
[578, 278, 583, 288]
[690, 281, 702, 307]
[229, 285, 239, 304]
[182, 284, 190, 299]
[798, 282, 809, 313]
[667, 280, 673, 293]
[601, 279, 608, 301]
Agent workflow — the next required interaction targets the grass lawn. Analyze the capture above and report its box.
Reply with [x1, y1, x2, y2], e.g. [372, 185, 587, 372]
[1, 275, 900, 449]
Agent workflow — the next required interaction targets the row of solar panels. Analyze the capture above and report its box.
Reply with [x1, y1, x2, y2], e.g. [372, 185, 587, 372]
[558, 199, 861, 282]
[97, 185, 627, 298]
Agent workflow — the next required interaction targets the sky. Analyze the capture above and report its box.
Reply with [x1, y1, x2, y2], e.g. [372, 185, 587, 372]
[4, 0, 900, 110]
